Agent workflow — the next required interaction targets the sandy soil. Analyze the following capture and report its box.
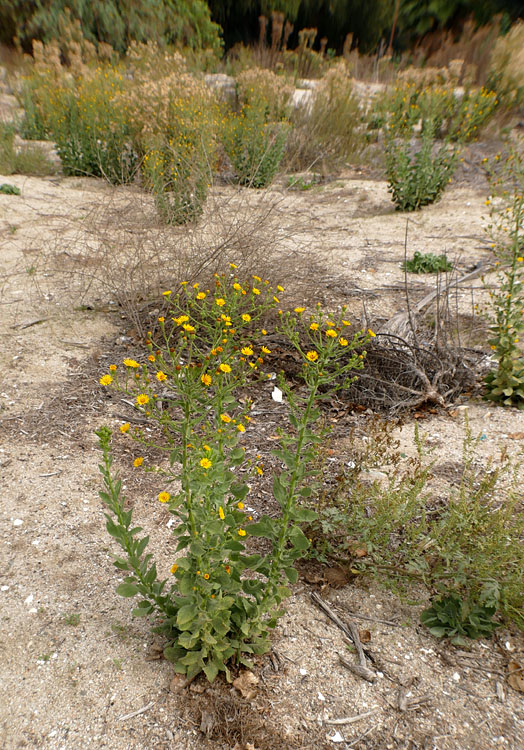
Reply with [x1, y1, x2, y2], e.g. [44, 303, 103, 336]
[1, 167, 524, 750]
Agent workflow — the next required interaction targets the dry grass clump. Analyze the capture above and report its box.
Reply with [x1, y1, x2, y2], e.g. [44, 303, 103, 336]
[490, 21, 524, 104]
[286, 60, 365, 172]
[31, 183, 324, 335]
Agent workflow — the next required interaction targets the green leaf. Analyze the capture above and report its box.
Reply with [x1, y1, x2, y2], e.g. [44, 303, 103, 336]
[230, 482, 249, 500]
[116, 582, 139, 598]
[247, 517, 277, 538]
[177, 604, 197, 628]
[203, 660, 219, 682]
[289, 525, 310, 550]
[272, 474, 287, 504]
[290, 506, 317, 523]
[284, 566, 298, 583]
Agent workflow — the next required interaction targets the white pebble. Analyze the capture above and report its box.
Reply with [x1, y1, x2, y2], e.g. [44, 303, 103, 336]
[13, 519, 23, 527]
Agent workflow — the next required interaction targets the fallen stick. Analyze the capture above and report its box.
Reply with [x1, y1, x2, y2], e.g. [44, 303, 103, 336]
[324, 708, 381, 725]
[118, 701, 155, 721]
[311, 592, 376, 683]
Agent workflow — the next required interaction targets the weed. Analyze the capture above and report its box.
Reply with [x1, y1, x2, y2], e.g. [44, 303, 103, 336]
[287, 174, 321, 191]
[63, 613, 81, 626]
[420, 593, 499, 645]
[0, 183, 20, 195]
[403, 251, 453, 274]
[112, 658, 123, 671]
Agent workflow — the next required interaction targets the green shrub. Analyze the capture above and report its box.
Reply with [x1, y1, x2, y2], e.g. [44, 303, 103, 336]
[385, 123, 458, 211]
[222, 99, 289, 188]
[142, 140, 211, 224]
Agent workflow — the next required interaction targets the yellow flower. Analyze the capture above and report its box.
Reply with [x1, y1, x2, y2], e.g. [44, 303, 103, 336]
[203, 444, 211, 452]
[136, 394, 149, 405]
[120, 422, 130, 433]
[242, 313, 251, 322]
[368, 329, 377, 337]
[220, 413, 231, 423]
[237, 501, 244, 509]
[490, 345, 497, 350]
[306, 351, 319, 362]
[294, 307, 305, 313]
[200, 457, 212, 469]
[238, 529, 247, 537]
[158, 491, 171, 503]
[156, 371, 167, 381]
[158, 316, 165, 323]
[180, 281, 188, 286]
[261, 329, 267, 335]
[325, 329, 337, 338]
[218, 506, 225, 520]
[203, 573, 210, 580]
[109, 364, 117, 372]
[170, 563, 178, 574]
[219, 363, 232, 373]
[237, 424, 246, 433]
[252, 275, 261, 282]
[339, 337, 348, 346]
[241, 346, 253, 356]
[277, 285, 284, 292]
[201, 373, 212, 386]
[133, 457, 143, 467]
[233, 283, 242, 291]
[124, 359, 139, 368]
[174, 315, 189, 325]
[216, 298, 226, 307]
[100, 374, 113, 385]
[163, 290, 172, 296]
[183, 323, 196, 333]
[518, 257, 523, 262]
[196, 292, 206, 300]
[230, 263, 238, 269]
[310, 322, 319, 331]
[252, 288, 260, 295]
[256, 466, 263, 476]
[148, 355, 156, 362]
[273, 296, 279, 303]
[326, 320, 335, 327]
[342, 320, 351, 326]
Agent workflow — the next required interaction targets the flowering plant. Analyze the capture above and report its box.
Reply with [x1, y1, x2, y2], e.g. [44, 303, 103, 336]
[483, 150, 524, 409]
[97, 271, 368, 681]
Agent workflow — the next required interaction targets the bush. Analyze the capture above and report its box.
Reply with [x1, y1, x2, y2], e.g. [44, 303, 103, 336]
[222, 99, 289, 188]
[385, 122, 458, 211]
[370, 80, 498, 143]
[309, 418, 524, 632]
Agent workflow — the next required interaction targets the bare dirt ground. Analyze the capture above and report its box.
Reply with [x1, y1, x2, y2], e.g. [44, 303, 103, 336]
[1, 166, 524, 750]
